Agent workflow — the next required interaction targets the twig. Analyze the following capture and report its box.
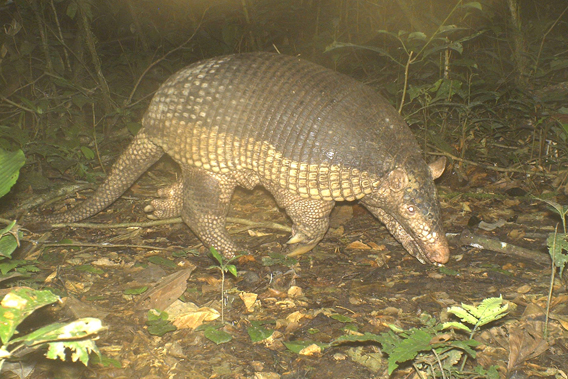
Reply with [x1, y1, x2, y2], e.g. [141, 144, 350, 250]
[43, 216, 292, 233]
[459, 229, 550, 265]
[429, 150, 559, 178]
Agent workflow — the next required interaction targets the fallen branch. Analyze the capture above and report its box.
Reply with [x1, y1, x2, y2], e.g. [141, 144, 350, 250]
[459, 229, 550, 265]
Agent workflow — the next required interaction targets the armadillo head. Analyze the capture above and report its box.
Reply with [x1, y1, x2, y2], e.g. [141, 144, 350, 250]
[361, 156, 449, 265]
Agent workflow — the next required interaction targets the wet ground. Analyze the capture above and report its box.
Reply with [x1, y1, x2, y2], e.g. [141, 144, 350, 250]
[3, 160, 568, 378]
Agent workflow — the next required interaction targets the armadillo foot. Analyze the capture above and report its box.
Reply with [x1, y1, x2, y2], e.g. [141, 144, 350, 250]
[145, 181, 183, 219]
[263, 181, 335, 256]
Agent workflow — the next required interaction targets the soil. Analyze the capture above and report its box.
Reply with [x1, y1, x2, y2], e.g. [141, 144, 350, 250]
[4, 160, 568, 379]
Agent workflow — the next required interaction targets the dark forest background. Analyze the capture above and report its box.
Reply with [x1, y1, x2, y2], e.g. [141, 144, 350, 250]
[0, 0, 567, 185]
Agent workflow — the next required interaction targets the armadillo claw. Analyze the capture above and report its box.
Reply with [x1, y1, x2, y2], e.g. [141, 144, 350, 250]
[286, 232, 307, 245]
[287, 241, 319, 257]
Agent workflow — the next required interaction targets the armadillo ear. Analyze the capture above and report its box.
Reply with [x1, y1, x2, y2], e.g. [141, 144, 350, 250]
[429, 157, 446, 180]
[387, 168, 409, 192]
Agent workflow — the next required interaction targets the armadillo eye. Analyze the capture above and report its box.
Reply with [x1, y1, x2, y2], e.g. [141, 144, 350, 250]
[407, 205, 415, 214]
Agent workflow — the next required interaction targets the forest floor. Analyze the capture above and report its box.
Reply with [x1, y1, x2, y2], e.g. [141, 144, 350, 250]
[3, 155, 568, 379]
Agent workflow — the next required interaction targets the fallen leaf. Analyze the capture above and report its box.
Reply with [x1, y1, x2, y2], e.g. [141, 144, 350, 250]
[136, 267, 195, 310]
[299, 343, 321, 356]
[240, 292, 258, 312]
[287, 286, 303, 298]
[167, 301, 220, 329]
[286, 311, 305, 323]
[346, 241, 371, 250]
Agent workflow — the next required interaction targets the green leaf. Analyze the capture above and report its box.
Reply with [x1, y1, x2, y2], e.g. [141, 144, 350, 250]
[442, 321, 471, 333]
[0, 261, 20, 275]
[0, 288, 59, 345]
[147, 309, 169, 321]
[331, 314, 354, 323]
[124, 286, 148, 295]
[210, 247, 224, 266]
[227, 264, 238, 277]
[447, 296, 509, 330]
[547, 232, 568, 276]
[147, 256, 177, 268]
[89, 353, 122, 368]
[0, 149, 25, 198]
[203, 326, 232, 344]
[449, 339, 480, 358]
[387, 329, 433, 375]
[247, 323, 274, 342]
[0, 224, 20, 258]
[66, 1, 78, 19]
[333, 332, 384, 345]
[462, 1, 482, 11]
[46, 339, 100, 366]
[80, 146, 95, 160]
[146, 310, 176, 336]
[283, 340, 328, 353]
[12, 317, 103, 346]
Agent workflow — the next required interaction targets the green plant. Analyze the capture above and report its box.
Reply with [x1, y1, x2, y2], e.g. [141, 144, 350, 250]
[0, 148, 26, 273]
[146, 309, 176, 337]
[536, 198, 568, 338]
[281, 297, 507, 377]
[0, 288, 103, 370]
[443, 296, 509, 372]
[208, 247, 238, 323]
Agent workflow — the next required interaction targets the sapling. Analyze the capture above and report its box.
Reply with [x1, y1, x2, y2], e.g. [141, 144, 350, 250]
[208, 247, 238, 323]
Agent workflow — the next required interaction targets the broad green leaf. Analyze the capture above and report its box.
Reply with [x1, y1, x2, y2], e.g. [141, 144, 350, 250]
[247, 323, 273, 342]
[449, 339, 480, 358]
[388, 329, 433, 374]
[331, 314, 354, 323]
[333, 332, 383, 345]
[46, 339, 100, 366]
[124, 286, 148, 295]
[462, 2, 482, 10]
[0, 149, 25, 198]
[80, 146, 95, 160]
[227, 264, 238, 277]
[442, 321, 471, 333]
[11, 318, 103, 345]
[147, 256, 177, 268]
[210, 247, 223, 266]
[0, 289, 59, 344]
[203, 326, 232, 344]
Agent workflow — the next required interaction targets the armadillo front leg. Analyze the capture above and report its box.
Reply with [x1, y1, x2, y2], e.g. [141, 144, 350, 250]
[264, 182, 335, 256]
[180, 167, 241, 258]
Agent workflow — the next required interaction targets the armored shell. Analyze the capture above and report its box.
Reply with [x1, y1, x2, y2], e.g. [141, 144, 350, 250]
[35, 53, 450, 264]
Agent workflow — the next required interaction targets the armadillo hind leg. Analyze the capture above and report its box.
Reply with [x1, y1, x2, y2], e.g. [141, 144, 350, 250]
[180, 166, 241, 258]
[144, 180, 183, 219]
[264, 182, 335, 257]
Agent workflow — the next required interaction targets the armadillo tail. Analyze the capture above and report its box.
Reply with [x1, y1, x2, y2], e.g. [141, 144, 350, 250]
[38, 131, 164, 224]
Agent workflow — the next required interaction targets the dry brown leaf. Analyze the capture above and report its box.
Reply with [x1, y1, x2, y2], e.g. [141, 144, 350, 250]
[167, 301, 220, 329]
[346, 241, 371, 250]
[507, 304, 550, 373]
[286, 310, 305, 323]
[287, 286, 303, 298]
[136, 267, 195, 310]
[516, 284, 532, 294]
[299, 343, 322, 356]
[239, 291, 258, 312]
